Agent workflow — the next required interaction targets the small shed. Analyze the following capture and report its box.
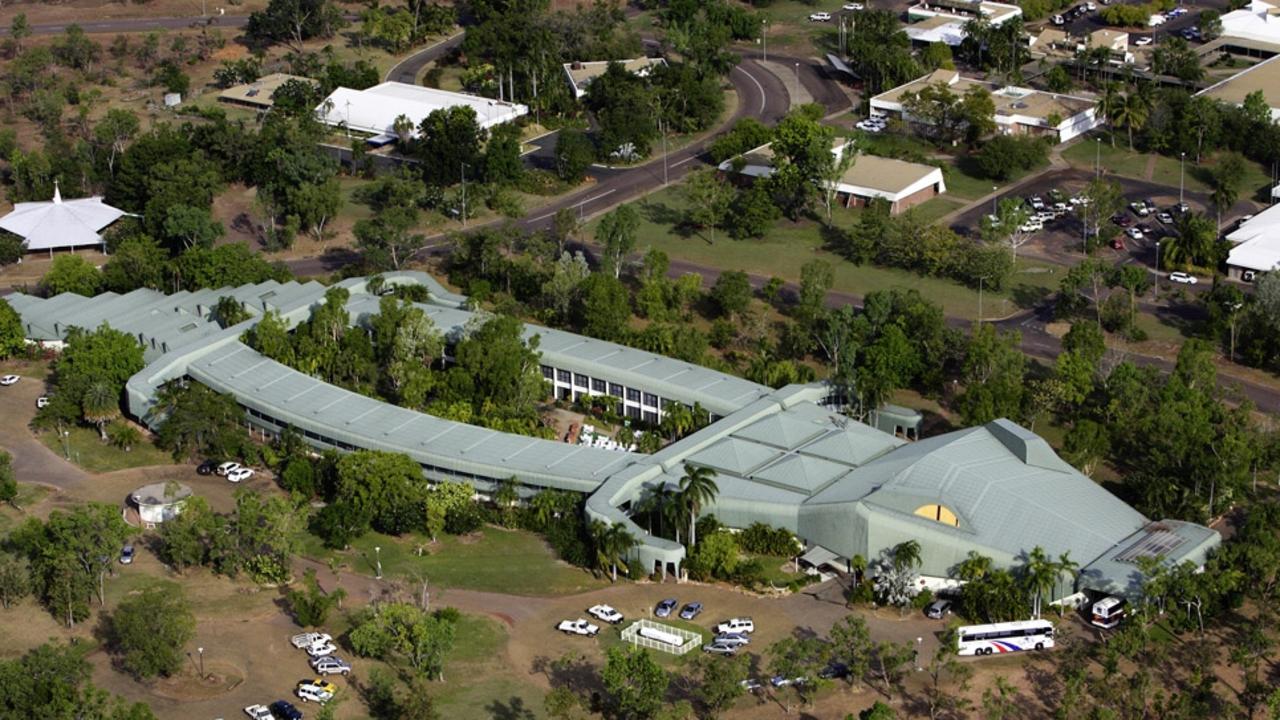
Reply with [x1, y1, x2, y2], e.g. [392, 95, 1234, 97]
[130, 481, 193, 526]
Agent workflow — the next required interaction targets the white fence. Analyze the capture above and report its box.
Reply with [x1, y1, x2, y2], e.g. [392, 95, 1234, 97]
[620, 619, 702, 656]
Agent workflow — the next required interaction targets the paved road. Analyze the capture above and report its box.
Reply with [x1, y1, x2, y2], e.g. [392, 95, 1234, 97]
[0, 13, 252, 35]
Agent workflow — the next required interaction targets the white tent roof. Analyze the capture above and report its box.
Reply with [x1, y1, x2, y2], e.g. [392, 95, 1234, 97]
[315, 82, 529, 135]
[1226, 202, 1280, 272]
[0, 184, 124, 251]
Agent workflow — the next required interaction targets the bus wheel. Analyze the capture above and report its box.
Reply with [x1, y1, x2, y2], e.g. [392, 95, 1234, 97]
[1034, 643, 1044, 651]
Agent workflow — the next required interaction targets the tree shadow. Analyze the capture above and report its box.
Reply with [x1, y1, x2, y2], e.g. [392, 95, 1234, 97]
[1010, 282, 1054, 311]
[531, 652, 600, 697]
[485, 696, 536, 720]
[637, 200, 697, 239]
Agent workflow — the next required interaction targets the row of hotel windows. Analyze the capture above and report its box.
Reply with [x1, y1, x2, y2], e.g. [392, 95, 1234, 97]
[542, 365, 672, 425]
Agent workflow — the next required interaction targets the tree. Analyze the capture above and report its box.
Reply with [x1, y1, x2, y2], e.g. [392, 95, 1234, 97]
[692, 648, 746, 717]
[100, 236, 167, 294]
[577, 273, 631, 342]
[350, 602, 458, 680]
[0, 642, 159, 719]
[0, 551, 31, 609]
[1165, 212, 1219, 268]
[680, 464, 718, 548]
[584, 62, 657, 160]
[685, 168, 733, 242]
[161, 205, 224, 250]
[333, 450, 427, 537]
[828, 615, 874, 688]
[591, 520, 638, 582]
[601, 645, 669, 720]
[413, 105, 485, 186]
[246, 0, 346, 49]
[870, 641, 915, 698]
[170, 243, 291, 291]
[923, 629, 973, 720]
[861, 702, 898, 720]
[80, 381, 121, 441]
[541, 251, 590, 323]
[1152, 37, 1204, 82]
[355, 207, 423, 271]
[955, 323, 1025, 426]
[980, 197, 1033, 260]
[1210, 152, 1246, 228]
[108, 584, 195, 679]
[154, 382, 252, 462]
[0, 299, 24, 360]
[767, 636, 829, 712]
[596, 205, 640, 278]
[768, 107, 836, 218]
[287, 567, 347, 627]
[821, 140, 860, 221]
[726, 182, 781, 240]
[709, 270, 751, 318]
[554, 129, 595, 183]
[40, 255, 101, 297]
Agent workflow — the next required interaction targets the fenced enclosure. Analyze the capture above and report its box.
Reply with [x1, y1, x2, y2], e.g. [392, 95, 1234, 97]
[620, 619, 703, 656]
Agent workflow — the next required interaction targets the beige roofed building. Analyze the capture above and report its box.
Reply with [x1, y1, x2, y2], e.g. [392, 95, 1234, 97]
[563, 58, 667, 99]
[717, 141, 947, 214]
[870, 70, 1103, 143]
[217, 73, 317, 109]
[1198, 53, 1280, 120]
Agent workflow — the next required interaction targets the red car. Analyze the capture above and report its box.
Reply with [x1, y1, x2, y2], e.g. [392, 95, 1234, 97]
[1112, 214, 1132, 227]
[1111, 237, 1125, 250]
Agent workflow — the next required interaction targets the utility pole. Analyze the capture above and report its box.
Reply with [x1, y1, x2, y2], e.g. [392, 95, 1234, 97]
[1179, 151, 1186, 206]
[762, 19, 768, 61]
[460, 163, 468, 229]
[660, 116, 668, 186]
[1153, 240, 1160, 300]
[978, 276, 985, 323]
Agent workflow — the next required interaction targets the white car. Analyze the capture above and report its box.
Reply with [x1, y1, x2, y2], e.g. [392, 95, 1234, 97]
[1148, 13, 1166, 26]
[36, 396, 49, 408]
[0, 375, 18, 386]
[588, 605, 624, 624]
[557, 618, 600, 636]
[1126, 227, 1144, 240]
[292, 632, 333, 649]
[1086, 1, 1097, 9]
[1169, 272, 1198, 285]
[856, 121, 884, 133]
[843, 2, 864, 9]
[715, 617, 755, 634]
[311, 655, 352, 675]
[216, 461, 242, 476]
[809, 12, 832, 22]
[227, 467, 255, 483]
[1134, 36, 1153, 46]
[306, 640, 338, 657]
[1052, 14, 1065, 25]
[1156, 211, 1173, 224]
[296, 681, 335, 704]
[243, 706, 273, 720]
[1019, 220, 1044, 233]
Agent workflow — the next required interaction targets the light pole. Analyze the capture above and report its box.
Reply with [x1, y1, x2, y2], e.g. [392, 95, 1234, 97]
[197, 647, 205, 680]
[1179, 151, 1186, 207]
[991, 187, 998, 216]
[978, 275, 986, 323]
[460, 163, 468, 229]
[1095, 137, 1101, 178]
[761, 19, 768, 62]
[1153, 240, 1160, 300]
[915, 637, 923, 671]
[374, 546, 382, 580]
[794, 62, 800, 99]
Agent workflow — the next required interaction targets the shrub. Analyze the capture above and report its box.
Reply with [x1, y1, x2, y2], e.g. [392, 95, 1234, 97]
[105, 421, 141, 451]
[280, 457, 316, 498]
[444, 501, 485, 535]
[738, 522, 799, 556]
[975, 135, 1049, 181]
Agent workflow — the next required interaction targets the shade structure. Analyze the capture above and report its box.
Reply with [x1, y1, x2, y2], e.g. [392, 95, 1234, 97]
[0, 184, 125, 251]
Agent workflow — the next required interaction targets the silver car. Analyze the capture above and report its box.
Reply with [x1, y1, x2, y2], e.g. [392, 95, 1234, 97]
[702, 641, 738, 656]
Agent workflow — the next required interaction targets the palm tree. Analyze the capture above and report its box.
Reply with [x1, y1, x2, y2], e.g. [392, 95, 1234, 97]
[661, 403, 694, 441]
[1111, 91, 1151, 150]
[1022, 546, 1057, 619]
[1055, 551, 1080, 614]
[530, 490, 558, 529]
[679, 464, 719, 548]
[592, 521, 638, 582]
[1097, 82, 1123, 147]
[956, 551, 993, 582]
[891, 540, 922, 573]
[81, 381, 120, 441]
[652, 483, 677, 540]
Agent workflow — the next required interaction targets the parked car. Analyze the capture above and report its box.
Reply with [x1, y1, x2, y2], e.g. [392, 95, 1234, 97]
[1129, 201, 1150, 217]
[310, 656, 352, 676]
[740, 678, 763, 692]
[36, 396, 49, 408]
[1175, 201, 1190, 213]
[243, 705, 274, 720]
[925, 598, 952, 619]
[296, 679, 336, 703]
[1112, 236, 1125, 250]
[1052, 14, 1065, 24]
[713, 633, 751, 647]
[809, 11, 832, 22]
[1112, 214, 1132, 227]
[1156, 211, 1174, 224]
[588, 605, 624, 624]
[0, 375, 18, 386]
[1086, 2, 1097, 9]
[1148, 13, 1166, 26]
[269, 701, 303, 720]
[702, 641, 738, 655]
[1169, 271, 1199, 285]
[655, 598, 678, 618]
[557, 619, 600, 636]
[292, 632, 332, 649]
[1134, 36, 1153, 46]
[216, 461, 242, 477]
[227, 467, 255, 483]
[679, 602, 703, 620]
[197, 460, 219, 475]
[306, 640, 338, 658]
[1126, 226, 1145, 240]
[1028, 196, 1046, 210]
[771, 675, 806, 688]
[119, 544, 135, 565]
[715, 618, 755, 634]
[843, 2, 864, 9]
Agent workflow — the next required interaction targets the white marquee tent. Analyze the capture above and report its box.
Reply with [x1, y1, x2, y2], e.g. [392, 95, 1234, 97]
[315, 82, 529, 137]
[0, 182, 126, 254]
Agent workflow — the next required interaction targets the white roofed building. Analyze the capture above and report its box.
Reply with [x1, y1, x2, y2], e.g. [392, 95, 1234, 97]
[0, 182, 126, 255]
[904, 0, 1023, 46]
[1220, 0, 1280, 51]
[315, 82, 528, 137]
[1225, 202, 1280, 281]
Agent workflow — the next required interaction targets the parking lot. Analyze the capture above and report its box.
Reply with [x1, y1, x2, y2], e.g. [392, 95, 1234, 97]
[950, 168, 1224, 276]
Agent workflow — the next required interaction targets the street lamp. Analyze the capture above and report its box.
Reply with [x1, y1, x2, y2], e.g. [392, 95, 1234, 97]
[197, 647, 205, 680]
[991, 186, 998, 216]
[460, 163, 469, 229]
[1153, 240, 1160, 300]
[1095, 137, 1101, 178]
[1179, 151, 1186, 207]
[915, 637, 923, 671]
[793, 62, 800, 100]
[761, 19, 769, 62]
[374, 546, 382, 580]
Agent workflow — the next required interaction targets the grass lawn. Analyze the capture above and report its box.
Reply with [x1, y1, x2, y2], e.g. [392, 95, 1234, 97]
[1063, 137, 1274, 201]
[596, 616, 710, 669]
[0, 485, 52, 534]
[37, 426, 175, 474]
[910, 196, 966, 225]
[300, 527, 609, 596]
[608, 186, 1060, 320]
[752, 555, 809, 587]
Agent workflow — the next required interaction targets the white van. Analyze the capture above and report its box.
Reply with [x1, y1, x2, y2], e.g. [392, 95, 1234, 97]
[1090, 596, 1127, 629]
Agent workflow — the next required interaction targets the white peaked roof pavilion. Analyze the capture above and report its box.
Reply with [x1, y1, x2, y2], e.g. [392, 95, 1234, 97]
[0, 182, 126, 254]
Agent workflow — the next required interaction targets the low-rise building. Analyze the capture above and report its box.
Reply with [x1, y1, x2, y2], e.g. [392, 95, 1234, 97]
[1081, 29, 1135, 64]
[718, 141, 947, 214]
[315, 82, 528, 139]
[217, 73, 317, 110]
[562, 58, 666, 99]
[904, 0, 1023, 46]
[1225, 202, 1280, 281]
[871, 69, 1103, 143]
[1198, 53, 1280, 120]
[1219, 0, 1280, 53]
